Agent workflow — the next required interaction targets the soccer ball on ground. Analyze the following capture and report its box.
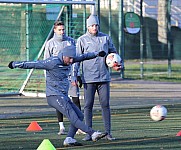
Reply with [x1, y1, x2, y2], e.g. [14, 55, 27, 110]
[106, 53, 122, 68]
[150, 105, 167, 121]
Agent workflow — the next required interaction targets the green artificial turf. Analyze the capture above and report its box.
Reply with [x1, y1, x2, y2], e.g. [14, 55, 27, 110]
[1, 104, 181, 150]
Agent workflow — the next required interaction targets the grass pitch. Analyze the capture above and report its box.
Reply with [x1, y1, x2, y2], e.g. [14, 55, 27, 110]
[1, 104, 181, 150]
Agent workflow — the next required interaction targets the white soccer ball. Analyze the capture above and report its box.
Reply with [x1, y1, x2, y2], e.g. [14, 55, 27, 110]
[106, 53, 122, 67]
[150, 105, 167, 121]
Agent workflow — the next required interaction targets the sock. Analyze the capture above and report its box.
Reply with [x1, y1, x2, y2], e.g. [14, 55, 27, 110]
[59, 122, 65, 130]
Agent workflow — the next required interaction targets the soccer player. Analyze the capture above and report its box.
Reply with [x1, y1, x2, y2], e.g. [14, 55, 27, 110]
[76, 14, 122, 141]
[8, 45, 107, 146]
[44, 20, 83, 135]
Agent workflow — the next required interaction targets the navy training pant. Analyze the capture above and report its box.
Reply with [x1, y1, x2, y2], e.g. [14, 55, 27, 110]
[47, 95, 94, 138]
[83, 82, 111, 134]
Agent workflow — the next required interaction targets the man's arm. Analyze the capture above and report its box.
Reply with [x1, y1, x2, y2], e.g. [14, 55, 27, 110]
[73, 38, 84, 83]
[8, 57, 57, 70]
[73, 51, 106, 63]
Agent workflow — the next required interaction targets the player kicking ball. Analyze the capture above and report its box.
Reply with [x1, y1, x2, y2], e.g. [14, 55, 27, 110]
[8, 45, 107, 147]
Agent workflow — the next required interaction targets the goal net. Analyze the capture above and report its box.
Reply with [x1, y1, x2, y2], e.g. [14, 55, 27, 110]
[0, 0, 96, 97]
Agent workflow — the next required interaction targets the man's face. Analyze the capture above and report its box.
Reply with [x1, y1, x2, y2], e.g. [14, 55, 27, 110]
[54, 25, 65, 35]
[88, 24, 99, 35]
[63, 56, 73, 65]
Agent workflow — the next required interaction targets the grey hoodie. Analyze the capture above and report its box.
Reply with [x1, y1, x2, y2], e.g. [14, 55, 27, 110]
[44, 33, 76, 59]
[76, 31, 117, 83]
[44, 33, 78, 80]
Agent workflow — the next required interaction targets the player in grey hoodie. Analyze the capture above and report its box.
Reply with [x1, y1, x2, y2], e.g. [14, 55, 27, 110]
[8, 45, 107, 147]
[76, 14, 122, 141]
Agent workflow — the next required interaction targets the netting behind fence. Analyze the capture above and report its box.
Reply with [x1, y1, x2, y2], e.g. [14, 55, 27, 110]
[0, 3, 92, 94]
[99, 0, 181, 80]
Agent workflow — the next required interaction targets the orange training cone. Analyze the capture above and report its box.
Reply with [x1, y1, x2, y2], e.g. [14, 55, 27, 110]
[176, 131, 181, 136]
[37, 139, 56, 150]
[26, 121, 42, 131]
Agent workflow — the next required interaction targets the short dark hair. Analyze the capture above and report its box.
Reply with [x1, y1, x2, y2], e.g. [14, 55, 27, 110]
[54, 21, 64, 28]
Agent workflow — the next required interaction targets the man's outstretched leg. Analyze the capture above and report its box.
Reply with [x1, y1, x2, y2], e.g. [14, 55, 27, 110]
[47, 95, 108, 146]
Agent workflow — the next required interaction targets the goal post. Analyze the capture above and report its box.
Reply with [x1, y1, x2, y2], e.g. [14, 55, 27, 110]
[19, 5, 65, 97]
[0, 0, 96, 96]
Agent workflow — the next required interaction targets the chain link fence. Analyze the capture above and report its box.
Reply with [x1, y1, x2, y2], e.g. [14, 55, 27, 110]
[0, 0, 181, 95]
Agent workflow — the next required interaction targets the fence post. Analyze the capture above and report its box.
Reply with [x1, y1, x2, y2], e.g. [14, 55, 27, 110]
[167, 0, 172, 77]
[119, 0, 124, 79]
[140, 0, 144, 78]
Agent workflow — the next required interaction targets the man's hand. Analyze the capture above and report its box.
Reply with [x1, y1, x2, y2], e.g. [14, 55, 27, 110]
[98, 51, 106, 57]
[94, 50, 106, 57]
[77, 76, 82, 88]
[8, 61, 14, 69]
[112, 64, 125, 71]
[112, 66, 121, 71]
[71, 76, 77, 86]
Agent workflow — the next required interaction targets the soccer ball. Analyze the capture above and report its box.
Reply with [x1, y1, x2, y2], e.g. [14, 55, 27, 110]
[106, 53, 122, 67]
[150, 105, 167, 121]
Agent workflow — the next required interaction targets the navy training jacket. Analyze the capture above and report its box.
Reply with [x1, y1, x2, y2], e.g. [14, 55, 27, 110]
[13, 52, 98, 96]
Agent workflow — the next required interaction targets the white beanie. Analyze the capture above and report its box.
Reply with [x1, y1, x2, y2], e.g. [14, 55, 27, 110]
[86, 15, 99, 27]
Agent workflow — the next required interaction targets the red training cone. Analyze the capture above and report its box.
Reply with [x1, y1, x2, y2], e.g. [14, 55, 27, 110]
[26, 121, 42, 131]
[176, 131, 181, 136]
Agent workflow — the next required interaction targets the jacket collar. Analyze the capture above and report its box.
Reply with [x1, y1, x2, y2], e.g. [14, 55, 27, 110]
[53, 33, 67, 41]
[86, 30, 99, 37]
